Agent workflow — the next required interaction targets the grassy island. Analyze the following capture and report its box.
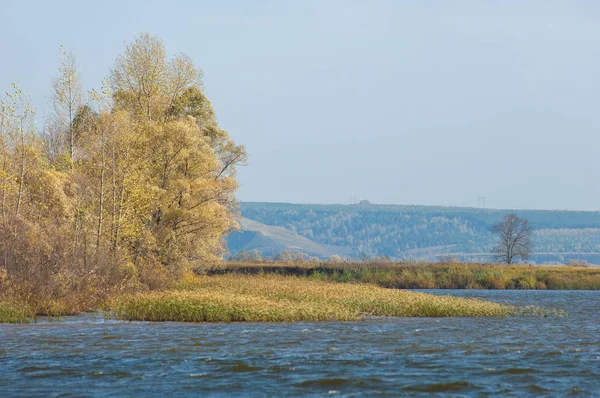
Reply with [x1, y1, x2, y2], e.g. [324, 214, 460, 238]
[109, 274, 516, 322]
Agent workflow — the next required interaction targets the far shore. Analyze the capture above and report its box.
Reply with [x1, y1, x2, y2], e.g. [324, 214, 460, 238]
[207, 261, 600, 290]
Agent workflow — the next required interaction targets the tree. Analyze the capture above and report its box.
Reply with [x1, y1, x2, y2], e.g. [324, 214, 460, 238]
[275, 250, 308, 262]
[492, 213, 533, 264]
[108, 33, 246, 274]
[328, 255, 343, 263]
[2, 84, 42, 218]
[231, 250, 263, 262]
[0, 95, 13, 221]
[50, 46, 84, 170]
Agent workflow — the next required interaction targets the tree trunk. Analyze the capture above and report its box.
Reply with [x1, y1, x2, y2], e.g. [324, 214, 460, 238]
[96, 141, 106, 250]
[15, 127, 25, 217]
[1, 150, 7, 221]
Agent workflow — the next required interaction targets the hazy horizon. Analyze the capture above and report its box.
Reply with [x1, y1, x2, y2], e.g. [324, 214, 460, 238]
[1, 1, 599, 211]
[238, 199, 599, 213]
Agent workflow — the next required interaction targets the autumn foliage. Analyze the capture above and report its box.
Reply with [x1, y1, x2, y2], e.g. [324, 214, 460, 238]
[0, 33, 246, 313]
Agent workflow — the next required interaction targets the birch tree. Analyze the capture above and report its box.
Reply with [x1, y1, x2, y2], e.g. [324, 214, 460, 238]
[7, 85, 37, 217]
[0, 96, 13, 221]
[51, 46, 83, 170]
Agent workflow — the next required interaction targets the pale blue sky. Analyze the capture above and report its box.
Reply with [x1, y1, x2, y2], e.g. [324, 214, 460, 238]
[1, 1, 599, 210]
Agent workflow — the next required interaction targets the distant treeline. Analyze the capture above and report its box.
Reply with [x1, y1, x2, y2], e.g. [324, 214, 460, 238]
[240, 203, 600, 260]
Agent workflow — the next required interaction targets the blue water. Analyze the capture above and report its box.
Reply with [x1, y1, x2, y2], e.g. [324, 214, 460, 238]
[1, 290, 599, 397]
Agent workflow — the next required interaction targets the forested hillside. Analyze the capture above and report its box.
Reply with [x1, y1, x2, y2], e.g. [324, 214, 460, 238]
[239, 202, 600, 263]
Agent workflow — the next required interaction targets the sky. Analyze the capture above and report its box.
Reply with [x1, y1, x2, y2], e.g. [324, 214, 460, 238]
[1, 0, 599, 210]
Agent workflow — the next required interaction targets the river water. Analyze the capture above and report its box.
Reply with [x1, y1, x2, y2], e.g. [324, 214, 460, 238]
[1, 290, 599, 396]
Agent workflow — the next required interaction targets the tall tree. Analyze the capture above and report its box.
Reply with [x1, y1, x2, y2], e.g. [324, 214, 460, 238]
[107, 33, 246, 272]
[8, 85, 38, 217]
[0, 95, 13, 221]
[110, 33, 168, 120]
[492, 213, 533, 264]
[51, 46, 83, 170]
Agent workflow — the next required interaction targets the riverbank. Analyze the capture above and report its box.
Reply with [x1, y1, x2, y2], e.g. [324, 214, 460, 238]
[211, 262, 600, 290]
[3, 261, 585, 323]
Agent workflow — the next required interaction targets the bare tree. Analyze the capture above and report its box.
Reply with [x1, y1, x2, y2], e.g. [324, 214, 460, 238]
[492, 213, 533, 264]
[52, 46, 83, 170]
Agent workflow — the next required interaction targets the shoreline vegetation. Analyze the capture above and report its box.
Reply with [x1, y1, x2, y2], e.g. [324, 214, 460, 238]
[2, 262, 585, 323]
[0, 301, 36, 324]
[2, 273, 519, 324]
[212, 261, 600, 290]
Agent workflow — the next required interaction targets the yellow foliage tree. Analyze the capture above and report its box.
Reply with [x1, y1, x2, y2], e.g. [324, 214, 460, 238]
[105, 33, 246, 276]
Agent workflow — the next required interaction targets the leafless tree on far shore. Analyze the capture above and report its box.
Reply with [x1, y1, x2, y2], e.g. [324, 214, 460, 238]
[492, 213, 533, 264]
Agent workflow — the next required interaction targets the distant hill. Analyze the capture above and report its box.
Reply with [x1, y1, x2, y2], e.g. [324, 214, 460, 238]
[234, 202, 600, 264]
[227, 217, 351, 258]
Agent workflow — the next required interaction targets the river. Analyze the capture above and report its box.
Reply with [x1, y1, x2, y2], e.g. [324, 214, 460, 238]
[1, 290, 599, 396]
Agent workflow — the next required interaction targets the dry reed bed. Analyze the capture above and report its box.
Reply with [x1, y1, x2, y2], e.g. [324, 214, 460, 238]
[110, 274, 518, 322]
[212, 262, 600, 290]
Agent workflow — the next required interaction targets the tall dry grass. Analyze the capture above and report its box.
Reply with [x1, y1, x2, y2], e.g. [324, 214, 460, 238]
[0, 300, 35, 323]
[110, 274, 518, 322]
[210, 262, 600, 290]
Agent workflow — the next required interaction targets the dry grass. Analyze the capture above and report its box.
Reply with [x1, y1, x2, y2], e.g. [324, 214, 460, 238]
[210, 262, 600, 290]
[0, 301, 35, 324]
[5, 262, 577, 323]
[110, 274, 517, 322]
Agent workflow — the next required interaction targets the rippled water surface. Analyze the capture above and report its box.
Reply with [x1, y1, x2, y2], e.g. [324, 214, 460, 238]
[1, 290, 599, 396]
